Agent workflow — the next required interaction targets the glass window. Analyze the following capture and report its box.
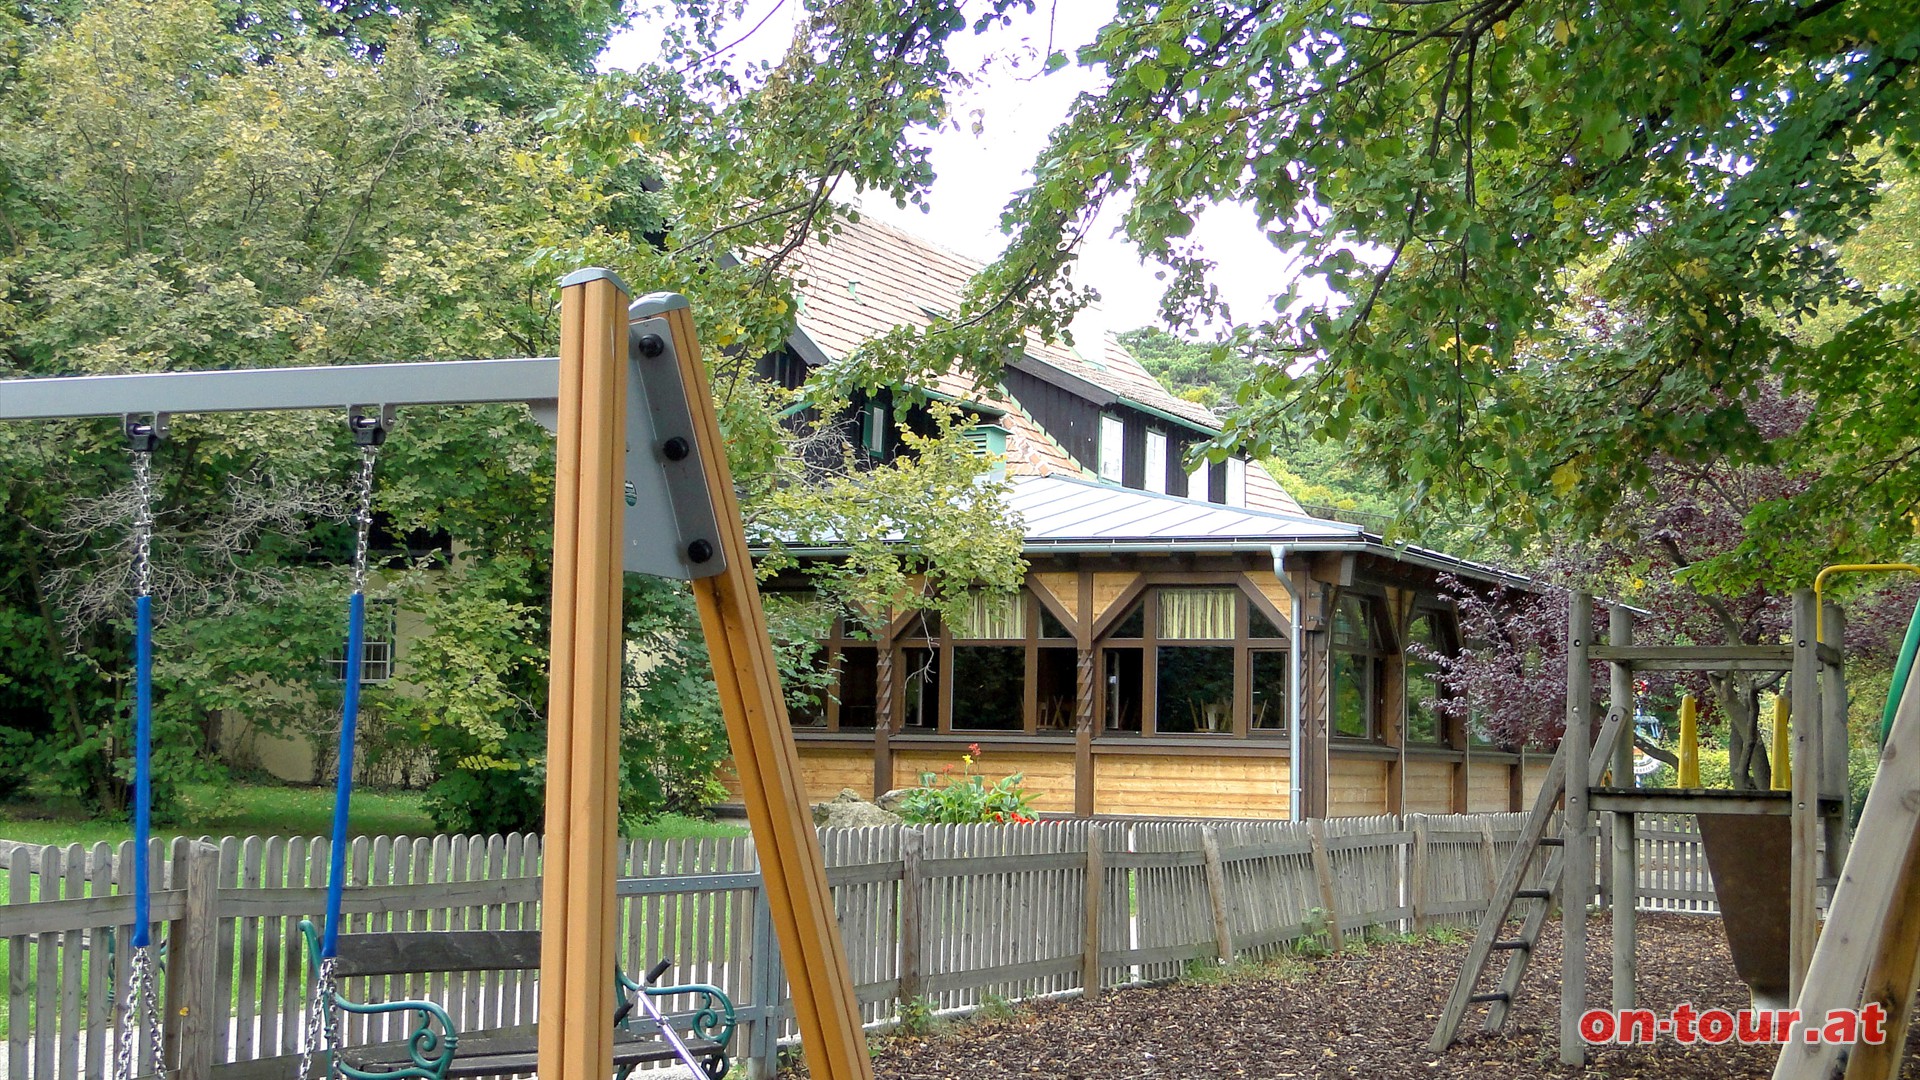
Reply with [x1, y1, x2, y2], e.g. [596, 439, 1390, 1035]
[1103, 648, 1143, 732]
[1035, 648, 1077, 731]
[837, 646, 878, 729]
[331, 598, 396, 683]
[1250, 651, 1289, 735]
[1108, 601, 1145, 640]
[860, 400, 888, 456]
[1158, 588, 1235, 640]
[1037, 602, 1072, 639]
[901, 646, 940, 730]
[951, 646, 1024, 730]
[1144, 430, 1168, 493]
[788, 646, 830, 728]
[1098, 414, 1125, 482]
[1249, 602, 1286, 640]
[954, 591, 1025, 639]
[1406, 611, 1450, 744]
[1226, 456, 1247, 507]
[1155, 646, 1234, 733]
[1188, 459, 1209, 501]
[1331, 594, 1383, 740]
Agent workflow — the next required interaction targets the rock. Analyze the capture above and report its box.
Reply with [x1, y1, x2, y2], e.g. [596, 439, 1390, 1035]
[812, 788, 904, 829]
[875, 787, 917, 813]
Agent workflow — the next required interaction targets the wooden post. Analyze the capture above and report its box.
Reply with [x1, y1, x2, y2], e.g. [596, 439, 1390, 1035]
[1790, 588, 1821, 1004]
[538, 270, 630, 1080]
[1821, 602, 1851, 875]
[897, 828, 924, 1008]
[665, 299, 875, 1080]
[1560, 592, 1594, 1066]
[1770, 664, 1920, 1079]
[1409, 814, 1430, 933]
[163, 840, 221, 1080]
[873, 644, 895, 798]
[1477, 817, 1499, 905]
[1609, 606, 1637, 1012]
[746, 883, 784, 1080]
[1081, 825, 1104, 997]
[1200, 827, 1235, 962]
[1308, 819, 1344, 953]
[1074, 574, 1096, 817]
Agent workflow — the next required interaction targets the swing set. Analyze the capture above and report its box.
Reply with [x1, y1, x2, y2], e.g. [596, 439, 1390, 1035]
[0, 271, 877, 1080]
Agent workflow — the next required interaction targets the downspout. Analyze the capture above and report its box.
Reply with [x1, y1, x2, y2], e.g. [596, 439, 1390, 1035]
[1272, 544, 1306, 821]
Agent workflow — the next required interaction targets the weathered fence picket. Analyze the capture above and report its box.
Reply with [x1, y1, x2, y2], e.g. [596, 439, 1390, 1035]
[0, 811, 1719, 1079]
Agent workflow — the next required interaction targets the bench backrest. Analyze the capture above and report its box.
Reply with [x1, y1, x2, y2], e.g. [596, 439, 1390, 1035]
[331, 930, 544, 978]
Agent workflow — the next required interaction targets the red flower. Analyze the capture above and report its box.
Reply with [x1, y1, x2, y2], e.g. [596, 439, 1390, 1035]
[968, 742, 982, 757]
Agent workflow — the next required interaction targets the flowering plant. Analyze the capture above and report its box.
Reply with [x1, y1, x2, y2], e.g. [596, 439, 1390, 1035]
[896, 744, 1037, 825]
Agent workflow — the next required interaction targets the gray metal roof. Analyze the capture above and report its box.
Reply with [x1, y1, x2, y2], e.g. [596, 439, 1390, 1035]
[1009, 475, 1361, 545]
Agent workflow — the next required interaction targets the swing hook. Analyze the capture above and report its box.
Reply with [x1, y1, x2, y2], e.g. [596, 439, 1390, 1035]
[347, 405, 395, 447]
[123, 413, 168, 453]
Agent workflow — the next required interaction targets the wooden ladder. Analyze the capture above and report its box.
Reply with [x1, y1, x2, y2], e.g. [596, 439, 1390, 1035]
[1428, 704, 1625, 1051]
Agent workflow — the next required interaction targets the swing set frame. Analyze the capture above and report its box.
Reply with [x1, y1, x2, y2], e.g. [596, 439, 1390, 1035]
[0, 270, 875, 1080]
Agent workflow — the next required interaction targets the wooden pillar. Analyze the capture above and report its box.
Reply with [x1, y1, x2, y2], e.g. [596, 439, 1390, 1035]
[1082, 824, 1105, 997]
[164, 840, 221, 1080]
[1821, 602, 1850, 875]
[539, 269, 630, 1080]
[1608, 606, 1637, 1011]
[1301, 577, 1333, 818]
[1560, 592, 1594, 1067]
[667, 301, 875, 1080]
[873, 640, 895, 798]
[1075, 572, 1096, 817]
[1789, 587, 1822, 1003]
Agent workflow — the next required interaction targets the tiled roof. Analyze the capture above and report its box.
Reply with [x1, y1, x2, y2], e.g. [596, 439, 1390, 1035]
[779, 216, 1222, 431]
[1009, 475, 1358, 545]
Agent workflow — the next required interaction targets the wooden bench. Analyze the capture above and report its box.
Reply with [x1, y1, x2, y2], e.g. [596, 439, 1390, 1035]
[298, 920, 735, 1080]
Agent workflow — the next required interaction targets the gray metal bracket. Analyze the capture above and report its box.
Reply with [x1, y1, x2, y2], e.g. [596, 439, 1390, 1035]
[623, 293, 724, 580]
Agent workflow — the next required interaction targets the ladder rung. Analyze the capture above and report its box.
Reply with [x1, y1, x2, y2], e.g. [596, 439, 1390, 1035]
[1491, 939, 1530, 951]
[1537, 838, 1564, 847]
[1469, 992, 1510, 1004]
[1514, 888, 1551, 900]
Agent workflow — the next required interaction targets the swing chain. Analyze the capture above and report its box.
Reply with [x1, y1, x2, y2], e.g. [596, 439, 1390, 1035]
[349, 444, 378, 590]
[129, 443, 155, 600]
[113, 944, 168, 1080]
[297, 956, 339, 1080]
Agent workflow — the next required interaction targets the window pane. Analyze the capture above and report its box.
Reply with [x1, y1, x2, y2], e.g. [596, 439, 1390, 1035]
[1098, 414, 1125, 482]
[1333, 595, 1378, 648]
[1037, 602, 1071, 639]
[1035, 647, 1077, 732]
[901, 647, 939, 730]
[1226, 456, 1247, 507]
[838, 646, 878, 729]
[1249, 602, 1285, 640]
[1158, 588, 1235, 640]
[951, 646, 1024, 730]
[1332, 651, 1370, 738]
[789, 647, 830, 728]
[1108, 601, 1145, 640]
[1144, 430, 1168, 494]
[1407, 613, 1444, 743]
[1104, 648, 1142, 732]
[1155, 646, 1234, 734]
[1251, 651, 1289, 734]
[954, 591, 1025, 639]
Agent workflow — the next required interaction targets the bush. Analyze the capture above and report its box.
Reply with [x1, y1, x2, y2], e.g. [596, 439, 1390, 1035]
[895, 745, 1036, 825]
[0, 727, 36, 802]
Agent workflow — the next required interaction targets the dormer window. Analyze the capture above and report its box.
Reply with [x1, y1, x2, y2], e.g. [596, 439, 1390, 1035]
[1144, 430, 1168, 494]
[1226, 456, 1247, 508]
[859, 400, 888, 457]
[1098, 414, 1124, 482]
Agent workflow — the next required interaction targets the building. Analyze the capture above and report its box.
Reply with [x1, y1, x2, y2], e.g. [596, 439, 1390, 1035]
[747, 218, 1548, 820]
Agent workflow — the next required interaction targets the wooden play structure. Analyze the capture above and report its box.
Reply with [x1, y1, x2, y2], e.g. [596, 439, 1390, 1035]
[1432, 577, 1920, 1077]
[0, 271, 875, 1080]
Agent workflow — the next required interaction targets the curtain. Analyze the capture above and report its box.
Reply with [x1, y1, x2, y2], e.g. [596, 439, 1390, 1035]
[954, 591, 1026, 639]
[1158, 588, 1236, 640]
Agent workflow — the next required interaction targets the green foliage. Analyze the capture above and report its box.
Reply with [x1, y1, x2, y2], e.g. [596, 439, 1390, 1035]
[0, 727, 37, 803]
[894, 748, 1036, 825]
[896, 995, 940, 1037]
[1850, 745, 1881, 829]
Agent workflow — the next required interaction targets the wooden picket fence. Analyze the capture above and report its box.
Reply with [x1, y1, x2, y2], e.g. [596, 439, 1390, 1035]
[0, 811, 1716, 1079]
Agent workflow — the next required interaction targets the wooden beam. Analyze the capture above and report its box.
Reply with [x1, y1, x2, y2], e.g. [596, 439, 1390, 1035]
[1821, 602, 1851, 876]
[666, 302, 874, 1080]
[1789, 588, 1821, 1004]
[1200, 827, 1235, 962]
[1081, 827, 1105, 997]
[1561, 592, 1594, 1067]
[538, 271, 629, 1080]
[1608, 606, 1636, 1013]
[1772, 669, 1920, 1079]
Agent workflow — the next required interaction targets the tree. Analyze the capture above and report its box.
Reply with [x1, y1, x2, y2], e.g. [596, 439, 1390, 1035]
[902, 0, 1920, 592]
[0, 0, 1028, 827]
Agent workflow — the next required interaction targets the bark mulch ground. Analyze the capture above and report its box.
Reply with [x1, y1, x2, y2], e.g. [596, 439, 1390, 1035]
[787, 912, 1920, 1079]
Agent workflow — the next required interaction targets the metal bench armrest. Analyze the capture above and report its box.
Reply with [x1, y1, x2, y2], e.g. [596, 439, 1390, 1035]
[298, 920, 459, 1080]
[615, 971, 739, 1051]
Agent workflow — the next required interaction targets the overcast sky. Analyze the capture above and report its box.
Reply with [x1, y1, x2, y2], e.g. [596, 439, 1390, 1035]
[601, 1, 1311, 339]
